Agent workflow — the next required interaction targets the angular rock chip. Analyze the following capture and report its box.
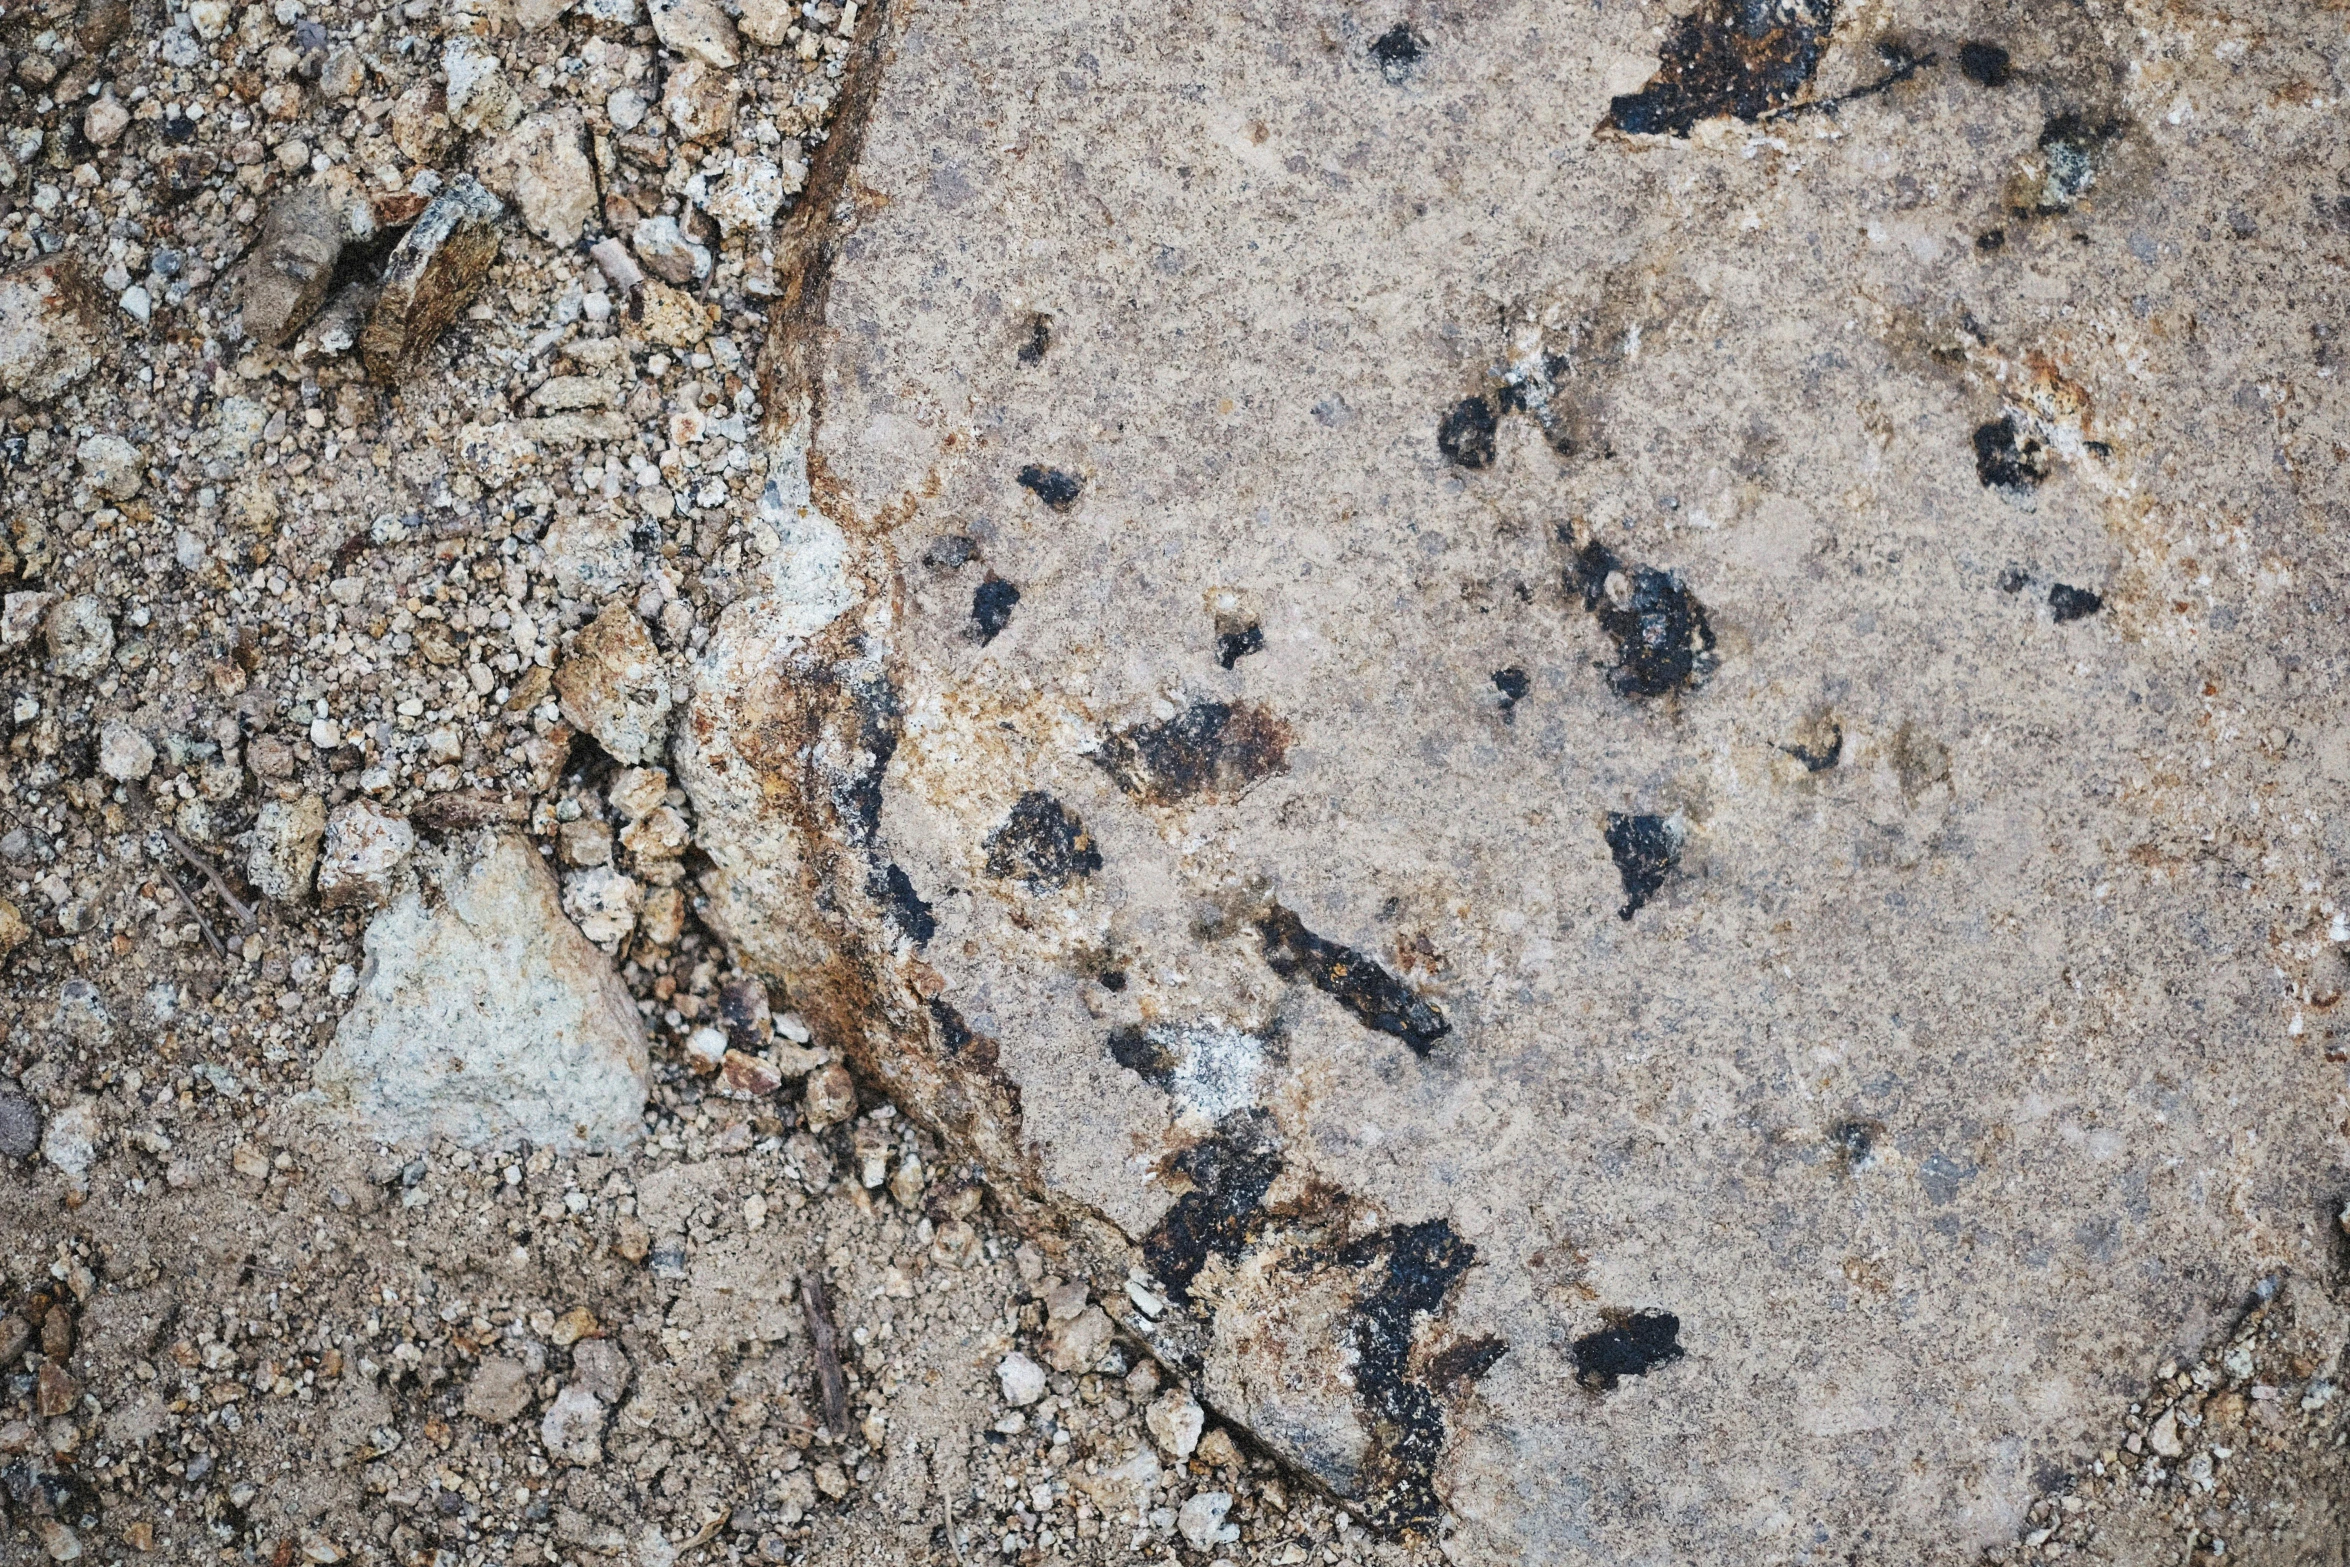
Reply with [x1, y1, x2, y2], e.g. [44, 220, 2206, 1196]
[554, 604, 672, 764]
[315, 834, 649, 1152]
[232, 184, 343, 347]
[476, 108, 596, 246]
[362, 177, 504, 385]
[0, 258, 104, 403]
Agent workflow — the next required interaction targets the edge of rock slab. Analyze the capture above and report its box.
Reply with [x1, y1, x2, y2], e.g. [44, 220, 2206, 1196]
[310, 831, 648, 1153]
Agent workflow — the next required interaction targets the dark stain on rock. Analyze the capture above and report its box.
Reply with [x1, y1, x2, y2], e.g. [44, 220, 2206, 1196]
[1215, 621, 1265, 669]
[1424, 1334, 1508, 1394]
[1436, 394, 1497, 469]
[1337, 1218, 1479, 1536]
[1973, 413, 2050, 493]
[1958, 40, 2012, 86]
[1492, 666, 1529, 724]
[1604, 812, 1681, 920]
[1780, 717, 1842, 772]
[1094, 701, 1290, 805]
[1571, 1310, 1684, 1391]
[1977, 227, 2007, 251]
[1830, 1117, 1884, 1169]
[1015, 312, 1052, 364]
[1255, 904, 1449, 1055]
[1568, 538, 1719, 699]
[1107, 1023, 1177, 1086]
[1996, 564, 2030, 593]
[1599, 0, 1834, 138]
[969, 574, 1020, 644]
[983, 790, 1101, 891]
[2048, 583, 2103, 622]
[871, 862, 936, 946]
[1017, 464, 1083, 511]
[927, 997, 997, 1070]
[1141, 1108, 1285, 1304]
[924, 534, 979, 570]
[837, 669, 902, 846]
[1369, 22, 1424, 82]
[2009, 112, 2123, 216]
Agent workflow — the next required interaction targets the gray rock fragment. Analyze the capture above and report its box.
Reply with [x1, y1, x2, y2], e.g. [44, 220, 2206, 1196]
[553, 604, 671, 765]
[246, 796, 327, 902]
[362, 177, 503, 385]
[232, 184, 343, 347]
[0, 258, 103, 403]
[315, 800, 414, 910]
[43, 595, 112, 680]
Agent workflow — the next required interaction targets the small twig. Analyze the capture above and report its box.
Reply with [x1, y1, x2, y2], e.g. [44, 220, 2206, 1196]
[799, 1271, 849, 1438]
[677, 1509, 729, 1556]
[166, 872, 228, 959]
[161, 827, 258, 930]
[938, 1438, 966, 1564]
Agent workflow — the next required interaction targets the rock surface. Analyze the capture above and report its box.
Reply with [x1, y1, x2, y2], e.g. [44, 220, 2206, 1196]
[360, 177, 503, 384]
[679, 1, 2350, 1559]
[315, 833, 648, 1153]
[0, 258, 103, 403]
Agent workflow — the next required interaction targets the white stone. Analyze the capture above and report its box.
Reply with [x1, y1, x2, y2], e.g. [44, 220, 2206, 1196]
[563, 864, 643, 947]
[188, 0, 231, 37]
[83, 97, 130, 149]
[316, 801, 414, 909]
[1, 592, 52, 647]
[315, 834, 649, 1153]
[606, 88, 648, 133]
[96, 720, 154, 781]
[647, 0, 737, 66]
[477, 109, 596, 246]
[75, 434, 141, 499]
[1145, 1388, 1203, 1459]
[0, 259, 103, 404]
[539, 1384, 607, 1465]
[44, 595, 113, 680]
[701, 157, 798, 238]
[444, 38, 522, 135]
[1177, 1492, 1237, 1551]
[630, 215, 709, 284]
[737, 0, 791, 46]
[553, 605, 672, 765]
[540, 508, 640, 601]
[40, 1098, 101, 1182]
[996, 1352, 1046, 1408]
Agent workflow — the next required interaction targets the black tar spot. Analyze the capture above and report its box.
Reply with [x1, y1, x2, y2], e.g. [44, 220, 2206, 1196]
[970, 574, 1020, 645]
[1141, 1108, 1283, 1304]
[1436, 395, 1497, 469]
[1569, 538, 1719, 699]
[1337, 1219, 1478, 1535]
[1604, 812, 1680, 920]
[2048, 583, 2103, 622]
[1097, 967, 1127, 991]
[872, 862, 936, 945]
[1492, 667, 1530, 702]
[1780, 721, 1842, 772]
[1107, 1024, 1176, 1088]
[1600, 0, 1832, 138]
[1369, 22, 1424, 81]
[1996, 564, 2030, 593]
[1958, 40, 2012, 86]
[1977, 227, 2007, 251]
[1973, 414, 2050, 492]
[983, 790, 1101, 891]
[1094, 701, 1290, 805]
[1571, 1310, 1684, 1391]
[1016, 312, 1052, 364]
[1216, 621, 1265, 669]
[162, 115, 198, 145]
[1425, 1335, 1508, 1393]
[1017, 464, 1083, 511]
[1256, 904, 1449, 1054]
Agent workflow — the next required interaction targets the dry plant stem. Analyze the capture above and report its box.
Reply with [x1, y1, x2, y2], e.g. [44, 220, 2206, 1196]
[162, 826, 259, 930]
[799, 1270, 849, 1437]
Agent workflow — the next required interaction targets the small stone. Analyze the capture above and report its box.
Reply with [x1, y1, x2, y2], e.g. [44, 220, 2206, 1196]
[563, 866, 642, 947]
[559, 817, 613, 866]
[803, 1063, 856, 1129]
[1177, 1491, 1237, 1551]
[648, 0, 738, 66]
[630, 280, 713, 349]
[2148, 1408, 2183, 1457]
[813, 1461, 850, 1499]
[1046, 1305, 1114, 1373]
[53, 981, 112, 1047]
[638, 885, 686, 946]
[684, 1025, 728, 1073]
[631, 215, 710, 285]
[619, 805, 689, 860]
[1195, 1427, 1241, 1468]
[319, 47, 366, 100]
[45, 595, 114, 680]
[1146, 1388, 1203, 1458]
[83, 96, 130, 147]
[476, 109, 596, 246]
[0, 1093, 39, 1159]
[232, 184, 343, 347]
[1043, 1282, 1089, 1323]
[539, 1384, 606, 1465]
[75, 434, 143, 499]
[444, 37, 523, 134]
[996, 1351, 1047, 1408]
[2, 592, 54, 647]
[37, 1519, 80, 1562]
[316, 836, 648, 1153]
[362, 177, 504, 385]
[590, 236, 646, 294]
[573, 1338, 630, 1403]
[738, 0, 791, 45]
[609, 767, 671, 822]
[0, 258, 104, 404]
[702, 157, 800, 237]
[514, 0, 575, 27]
[0, 901, 25, 958]
[39, 1099, 100, 1182]
[316, 801, 414, 910]
[389, 83, 454, 165]
[554, 604, 673, 765]
[96, 720, 154, 781]
[464, 1357, 534, 1424]
[660, 57, 738, 142]
[549, 1305, 601, 1346]
[247, 796, 327, 901]
[719, 1049, 781, 1097]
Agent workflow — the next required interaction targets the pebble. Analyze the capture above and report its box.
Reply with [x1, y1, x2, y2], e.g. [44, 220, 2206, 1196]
[96, 720, 155, 781]
[539, 1384, 607, 1465]
[316, 801, 416, 910]
[464, 1358, 535, 1424]
[45, 595, 115, 681]
[996, 1352, 1047, 1408]
[563, 865, 642, 946]
[83, 96, 131, 148]
[683, 1024, 728, 1073]
[0, 258, 104, 403]
[609, 767, 671, 822]
[0, 1092, 39, 1160]
[589, 236, 646, 293]
[246, 796, 327, 902]
[75, 433, 144, 499]
[661, 58, 739, 142]
[40, 1098, 101, 1183]
[718, 1049, 782, 1097]
[1177, 1491, 1238, 1551]
[703, 157, 798, 237]
[480, 109, 597, 246]
[232, 183, 343, 346]
[444, 37, 523, 134]
[803, 1062, 857, 1129]
[648, 0, 739, 67]
[631, 215, 710, 285]
[1046, 1304, 1114, 1373]
[553, 604, 673, 765]
[1146, 1387, 1204, 1459]
[361, 177, 505, 385]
